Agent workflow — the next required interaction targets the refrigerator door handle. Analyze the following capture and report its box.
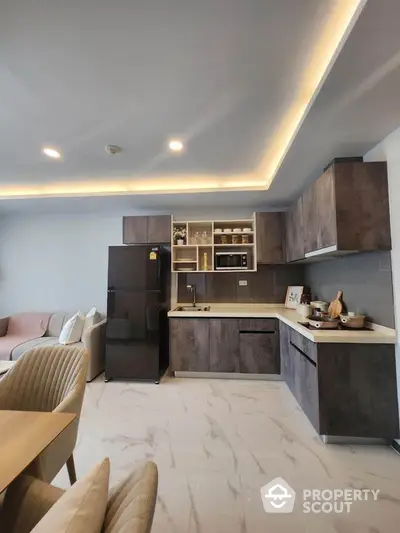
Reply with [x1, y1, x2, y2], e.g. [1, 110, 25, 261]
[108, 290, 115, 313]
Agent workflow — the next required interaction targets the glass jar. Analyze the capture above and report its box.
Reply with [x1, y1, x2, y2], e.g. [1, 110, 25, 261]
[232, 234, 240, 245]
[241, 234, 249, 244]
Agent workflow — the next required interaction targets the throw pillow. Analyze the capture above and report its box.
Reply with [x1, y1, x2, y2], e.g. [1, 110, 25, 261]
[31, 458, 110, 533]
[82, 307, 101, 337]
[58, 312, 85, 345]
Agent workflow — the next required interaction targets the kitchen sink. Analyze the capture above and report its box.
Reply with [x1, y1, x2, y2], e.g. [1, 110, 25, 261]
[173, 306, 211, 312]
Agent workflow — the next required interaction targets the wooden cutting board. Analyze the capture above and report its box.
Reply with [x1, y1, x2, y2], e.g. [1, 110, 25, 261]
[328, 290, 343, 318]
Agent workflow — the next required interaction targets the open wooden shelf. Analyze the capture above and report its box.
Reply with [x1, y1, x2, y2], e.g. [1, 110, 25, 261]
[171, 215, 257, 272]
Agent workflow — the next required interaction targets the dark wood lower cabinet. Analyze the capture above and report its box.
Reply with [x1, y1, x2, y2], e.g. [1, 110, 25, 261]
[170, 319, 209, 372]
[291, 342, 319, 432]
[280, 322, 399, 439]
[317, 344, 399, 438]
[209, 319, 240, 372]
[170, 317, 399, 439]
[279, 322, 294, 392]
[170, 318, 280, 375]
[239, 332, 279, 373]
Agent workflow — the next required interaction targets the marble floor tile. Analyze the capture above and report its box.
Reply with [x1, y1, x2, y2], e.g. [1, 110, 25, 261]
[53, 376, 400, 532]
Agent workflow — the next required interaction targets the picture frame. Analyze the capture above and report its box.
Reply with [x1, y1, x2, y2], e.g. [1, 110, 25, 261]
[285, 286, 304, 309]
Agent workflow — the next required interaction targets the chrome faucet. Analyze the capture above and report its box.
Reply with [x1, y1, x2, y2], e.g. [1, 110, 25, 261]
[186, 284, 197, 307]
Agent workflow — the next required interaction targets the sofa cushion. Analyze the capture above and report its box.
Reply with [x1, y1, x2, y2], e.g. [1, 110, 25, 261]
[11, 338, 85, 361]
[11, 337, 50, 361]
[31, 458, 110, 533]
[46, 313, 68, 337]
[83, 308, 102, 337]
[59, 313, 85, 345]
[0, 313, 51, 361]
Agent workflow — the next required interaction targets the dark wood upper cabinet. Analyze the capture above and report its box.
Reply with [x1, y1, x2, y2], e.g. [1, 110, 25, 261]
[256, 212, 286, 264]
[303, 166, 339, 254]
[123, 216, 147, 244]
[334, 162, 391, 251]
[285, 196, 305, 262]
[302, 162, 391, 256]
[123, 215, 171, 244]
[147, 215, 172, 244]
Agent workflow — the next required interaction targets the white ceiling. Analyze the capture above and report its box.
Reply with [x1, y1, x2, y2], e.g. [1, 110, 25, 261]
[269, 0, 400, 204]
[1, 0, 400, 212]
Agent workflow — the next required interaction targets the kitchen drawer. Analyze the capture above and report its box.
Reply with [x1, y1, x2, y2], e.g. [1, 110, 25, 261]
[289, 328, 317, 364]
[238, 319, 276, 332]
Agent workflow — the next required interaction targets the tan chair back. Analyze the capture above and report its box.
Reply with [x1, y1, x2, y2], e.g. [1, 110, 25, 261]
[0, 345, 88, 482]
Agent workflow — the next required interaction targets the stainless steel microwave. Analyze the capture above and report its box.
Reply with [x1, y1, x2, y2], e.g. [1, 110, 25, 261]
[215, 251, 248, 270]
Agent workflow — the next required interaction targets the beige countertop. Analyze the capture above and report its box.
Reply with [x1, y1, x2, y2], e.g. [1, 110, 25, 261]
[168, 304, 396, 344]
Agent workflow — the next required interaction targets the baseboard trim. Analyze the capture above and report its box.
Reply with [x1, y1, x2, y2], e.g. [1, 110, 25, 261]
[321, 435, 389, 445]
[173, 371, 282, 381]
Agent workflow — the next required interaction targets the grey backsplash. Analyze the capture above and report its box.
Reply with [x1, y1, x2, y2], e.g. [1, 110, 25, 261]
[177, 265, 306, 304]
[177, 251, 395, 328]
[304, 251, 395, 328]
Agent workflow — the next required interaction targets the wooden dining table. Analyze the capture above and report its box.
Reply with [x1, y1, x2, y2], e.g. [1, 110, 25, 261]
[0, 410, 76, 494]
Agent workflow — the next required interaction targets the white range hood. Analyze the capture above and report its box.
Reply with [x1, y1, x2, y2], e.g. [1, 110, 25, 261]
[304, 245, 357, 260]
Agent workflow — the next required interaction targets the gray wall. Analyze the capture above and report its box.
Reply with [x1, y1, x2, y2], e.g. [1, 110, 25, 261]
[0, 209, 256, 315]
[304, 251, 394, 327]
[178, 265, 305, 304]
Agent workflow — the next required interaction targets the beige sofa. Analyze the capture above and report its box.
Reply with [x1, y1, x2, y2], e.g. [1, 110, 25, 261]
[0, 312, 106, 382]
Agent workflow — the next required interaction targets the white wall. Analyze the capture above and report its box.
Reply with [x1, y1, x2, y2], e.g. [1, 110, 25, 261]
[364, 126, 400, 412]
[364, 127, 400, 329]
[0, 208, 255, 315]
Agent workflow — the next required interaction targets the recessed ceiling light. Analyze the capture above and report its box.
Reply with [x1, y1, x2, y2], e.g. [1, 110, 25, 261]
[168, 139, 184, 153]
[43, 147, 61, 159]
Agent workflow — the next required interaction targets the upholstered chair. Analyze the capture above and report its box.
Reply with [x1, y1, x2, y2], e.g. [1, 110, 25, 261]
[0, 345, 88, 484]
[0, 462, 158, 533]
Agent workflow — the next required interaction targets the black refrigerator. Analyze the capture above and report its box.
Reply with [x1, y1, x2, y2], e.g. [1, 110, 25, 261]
[105, 245, 170, 383]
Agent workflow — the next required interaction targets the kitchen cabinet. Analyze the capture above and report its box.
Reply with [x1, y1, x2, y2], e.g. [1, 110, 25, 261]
[148, 215, 172, 244]
[170, 318, 280, 375]
[209, 319, 240, 372]
[123, 215, 171, 244]
[170, 319, 209, 371]
[238, 318, 279, 374]
[279, 322, 319, 429]
[317, 344, 399, 438]
[302, 161, 391, 257]
[279, 322, 399, 439]
[279, 322, 294, 393]
[256, 212, 286, 264]
[285, 196, 304, 262]
[303, 167, 337, 254]
[239, 333, 279, 373]
[291, 341, 319, 432]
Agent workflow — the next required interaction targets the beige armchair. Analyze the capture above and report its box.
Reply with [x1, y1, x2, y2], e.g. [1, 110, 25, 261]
[0, 462, 158, 533]
[0, 345, 88, 484]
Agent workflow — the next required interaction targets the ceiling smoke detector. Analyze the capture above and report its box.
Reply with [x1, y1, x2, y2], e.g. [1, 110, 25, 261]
[105, 145, 122, 155]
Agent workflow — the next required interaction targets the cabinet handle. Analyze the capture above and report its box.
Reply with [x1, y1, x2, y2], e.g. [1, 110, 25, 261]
[239, 330, 275, 334]
[289, 342, 316, 367]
